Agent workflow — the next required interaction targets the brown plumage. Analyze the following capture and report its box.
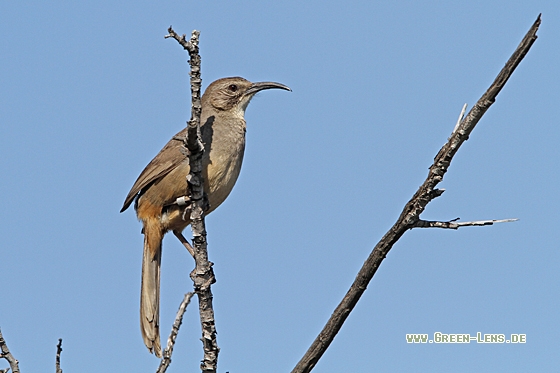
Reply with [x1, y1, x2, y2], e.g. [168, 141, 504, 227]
[121, 77, 290, 357]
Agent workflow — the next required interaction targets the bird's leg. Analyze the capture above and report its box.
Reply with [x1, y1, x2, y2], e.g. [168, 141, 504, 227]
[173, 230, 195, 257]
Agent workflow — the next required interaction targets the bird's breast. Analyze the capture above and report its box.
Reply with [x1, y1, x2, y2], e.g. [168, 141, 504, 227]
[204, 129, 246, 213]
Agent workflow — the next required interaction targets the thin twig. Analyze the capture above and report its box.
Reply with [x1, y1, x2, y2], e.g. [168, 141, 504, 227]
[55, 339, 63, 373]
[0, 329, 20, 373]
[291, 14, 540, 373]
[415, 218, 518, 229]
[157, 292, 195, 373]
[451, 103, 468, 137]
[167, 27, 219, 372]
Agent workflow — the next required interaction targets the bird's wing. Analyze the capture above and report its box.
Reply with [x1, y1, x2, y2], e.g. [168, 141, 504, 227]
[120, 128, 188, 212]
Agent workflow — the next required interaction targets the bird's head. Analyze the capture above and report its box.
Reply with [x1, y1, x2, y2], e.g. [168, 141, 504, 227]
[203, 77, 291, 116]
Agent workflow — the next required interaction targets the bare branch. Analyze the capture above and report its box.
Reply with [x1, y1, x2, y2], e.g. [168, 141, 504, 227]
[165, 28, 197, 52]
[165, 27, 203, 155]
[414, 218, 518, 229]
[55, 339, 62, 373]
[157, 293, 195, 373]
[291, 14, 541, 373]
[0, 329, 19, 373]
[167, 28, 219, 372]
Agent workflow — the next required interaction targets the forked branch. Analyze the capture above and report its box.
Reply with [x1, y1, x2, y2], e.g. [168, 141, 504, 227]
[291, 14, 540, 373]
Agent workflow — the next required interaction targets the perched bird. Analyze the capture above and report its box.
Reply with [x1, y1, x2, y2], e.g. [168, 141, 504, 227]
[121, 77, 290, 357]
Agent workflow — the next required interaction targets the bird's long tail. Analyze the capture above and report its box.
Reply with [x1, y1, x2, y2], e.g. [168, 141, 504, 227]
[140, 225, 163, 358]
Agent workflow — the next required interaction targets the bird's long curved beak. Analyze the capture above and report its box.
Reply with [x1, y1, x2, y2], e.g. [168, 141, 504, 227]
[245, 81, 291, 96]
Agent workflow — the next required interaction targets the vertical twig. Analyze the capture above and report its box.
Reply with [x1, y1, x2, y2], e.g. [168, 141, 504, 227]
[165, 27, 219, 372]
[451, 103, 468, 137]
[55, 339, 62, 373]
[0, 329, 20, 373]
[291, 14, 540, 373]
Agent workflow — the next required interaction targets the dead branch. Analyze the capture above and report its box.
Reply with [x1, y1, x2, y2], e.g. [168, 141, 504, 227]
[55, 339, 62, 373]
[165, 27, 219, 372]
[291, 14, 541, 373]
[157, 292, 195, 373]
[414, 218, 518, 229]
[0, 329, 19, 373]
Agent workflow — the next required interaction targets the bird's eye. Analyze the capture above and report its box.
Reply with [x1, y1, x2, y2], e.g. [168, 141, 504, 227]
[228, 84, 238, 92]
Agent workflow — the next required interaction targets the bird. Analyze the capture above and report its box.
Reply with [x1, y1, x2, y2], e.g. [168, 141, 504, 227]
[120, 76, 290, 357]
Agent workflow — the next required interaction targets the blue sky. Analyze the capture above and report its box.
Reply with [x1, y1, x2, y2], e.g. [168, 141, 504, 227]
[1, 1, 558, 372]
